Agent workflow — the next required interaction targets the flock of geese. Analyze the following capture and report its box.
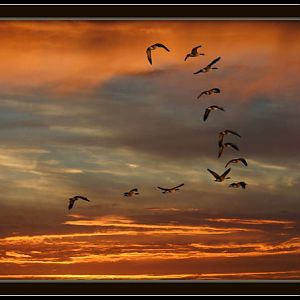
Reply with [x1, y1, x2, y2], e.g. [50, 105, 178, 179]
[68, 42, 248, 210]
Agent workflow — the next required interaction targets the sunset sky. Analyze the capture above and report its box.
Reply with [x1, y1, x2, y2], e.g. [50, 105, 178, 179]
[0, 20, 299, 280]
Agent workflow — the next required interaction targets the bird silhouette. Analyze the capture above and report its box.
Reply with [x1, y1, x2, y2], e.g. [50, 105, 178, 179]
[229, 182, 247, 189]
[146, 43, 170, 65]
[197, 88, 221, 99]
[225, 158, 248, 168]
[157, 183, 184, 194]
[207, 168, 231, 182]
[184, 45, 205, 61]
[68, 196, 90, 210]
[194, 57, 221, 74]
[124, 188, 140, 197]
[204, 105, 225, 121]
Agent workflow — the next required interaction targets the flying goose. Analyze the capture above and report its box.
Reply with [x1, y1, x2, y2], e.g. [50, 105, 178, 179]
[194, 56, 221, 74]
[225, 158, 248, 168]
[124, 188, 139, 197]
[146, 43, 170, 65]
[204, 105, 225, 121]
[218, 143, 240, 158]
[219, 130, 241, 146]
[157, 183, 184, 194]
[207, 168, 231, 182]
[197, 88, 221, 99]
[68, 196, 90, 210]
[229, 182, 247, 189]
[184, 45, 205, 61]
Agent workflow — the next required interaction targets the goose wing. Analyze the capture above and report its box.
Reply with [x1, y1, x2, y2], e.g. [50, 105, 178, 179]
[197, 91, 206, 99]
[206, 56, 221, 68]
[239, 158, 248, 166]
[68, 199, 75, 210]
[184, 54, 190, 61]
[203, 108, 211, 121]
[218, 134, 224, 147]
[214, 105, 225, 111]
[76, 196, 90, 202]
[173, 183, 184, 189]
[221, 168, 231, 178]
[225, 159, 234, 168]
[207, 168, 219, 179]
[193, 67, 203, 75]
[154, 43, 170, 52]
[191, 45, 202, 55]
[227, 130, 241, 137]
[157, 186, 170, 192]
[226, 143, 239, 151]
[130, 188, 138, 193]
[211, 88, 221, 94]
[146, 48, 152, 65]
[218, 146, 224, 158]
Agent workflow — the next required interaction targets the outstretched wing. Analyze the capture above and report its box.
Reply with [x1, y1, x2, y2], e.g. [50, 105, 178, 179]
[221, 168, 231, 178]
[184, 54, 190, 61]
[218, 146, 224, 158]
[68, 199, 75, 210]
[215, 105, 225, 111]
[206, 56, 221, 68]
[225, 159, 233, 168]
[146, 48, 152, 65]
[207, 169, 219, 179]
[76, 196, 90, 202]
[157, 187, 169, 192]
[226, 143, 239, 151]
[197, 91, 205, 99]
[130, 188, 138, 193]
[211, 88, 221, 94]
[173, 183, 184, 190]
[193, 67, 203, 75]
[239, 158, 248, 166]
[203, 108, 211, 121]
[191, 45, 202, 55]
[154, 43, 170, 52]
[218, 134, 224, 147]
[227, 130, 241, 137]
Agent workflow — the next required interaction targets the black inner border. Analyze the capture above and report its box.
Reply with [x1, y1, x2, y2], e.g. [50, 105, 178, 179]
[0, 4, 298, 18]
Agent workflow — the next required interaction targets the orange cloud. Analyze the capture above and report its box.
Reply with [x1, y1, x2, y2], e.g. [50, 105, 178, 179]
[1, 270, 299, 280]
[0, 21, 298, 96]
[63, 215, 259, 235]
[205, 218, 295, 226]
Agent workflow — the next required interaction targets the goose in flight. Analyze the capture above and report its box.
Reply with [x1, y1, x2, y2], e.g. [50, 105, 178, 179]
[218, 143, 240, 158]
[225, 158, 248, 168]
[204, 105, 225, 121]
[207, 168, 231, 182]
[68, 196, 90, 210]
[194, 56, 221, 74]
[219, 130, 241, 146]
[124, 188, 139, 197]
[146, 43, 170, 65]
[197, 88, 221, 99]
[229, 182, 247, 189]
[157, 183, 184, 194]
[184, 45, 205, 61]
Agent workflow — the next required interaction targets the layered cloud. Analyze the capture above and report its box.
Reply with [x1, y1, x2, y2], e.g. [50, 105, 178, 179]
[0, 213, 299, 279]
